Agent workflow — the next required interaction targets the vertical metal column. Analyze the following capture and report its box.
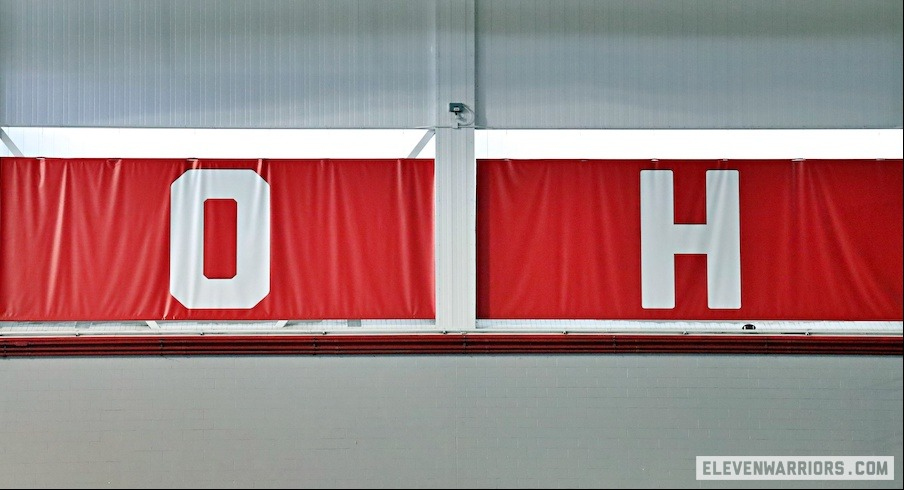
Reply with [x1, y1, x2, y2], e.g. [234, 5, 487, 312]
[434, 0, 476, 330]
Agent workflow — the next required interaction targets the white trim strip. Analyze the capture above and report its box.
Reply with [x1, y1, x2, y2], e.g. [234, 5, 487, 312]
[1, 320, 899, 337]
[477, 320, 903, 335]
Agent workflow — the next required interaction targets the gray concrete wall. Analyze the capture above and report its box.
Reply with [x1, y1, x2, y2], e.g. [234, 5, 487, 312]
[1, 355, 900, 488]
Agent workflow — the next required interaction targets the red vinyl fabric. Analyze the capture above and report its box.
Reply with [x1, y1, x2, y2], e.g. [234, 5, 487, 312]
[3, 157, 901, 324]
[477, 159, 903, 320]
[0, 158, 435, 320]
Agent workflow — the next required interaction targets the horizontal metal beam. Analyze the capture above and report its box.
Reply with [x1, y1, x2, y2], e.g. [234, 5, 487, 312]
[1, 333, 900, 357]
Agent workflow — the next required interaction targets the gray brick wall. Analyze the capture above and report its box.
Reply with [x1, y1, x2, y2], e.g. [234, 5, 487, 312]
[1, 355, 901, 488]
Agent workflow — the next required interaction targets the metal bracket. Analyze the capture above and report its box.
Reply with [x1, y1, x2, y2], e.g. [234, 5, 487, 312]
[0, 128, 24, 157]
[407, 129, 435, 158]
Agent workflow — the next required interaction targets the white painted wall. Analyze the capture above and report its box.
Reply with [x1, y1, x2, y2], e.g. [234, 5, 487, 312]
[1, 355, 900, 488]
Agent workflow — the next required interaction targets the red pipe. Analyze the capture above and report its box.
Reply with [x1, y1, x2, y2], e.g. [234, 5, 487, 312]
[1, 333, 901, 357]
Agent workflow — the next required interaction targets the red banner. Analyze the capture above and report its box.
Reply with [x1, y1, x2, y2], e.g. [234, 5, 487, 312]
[477, 159, 903, 320]
[1, 158, 434, 320]
[4, 157, 901, 323]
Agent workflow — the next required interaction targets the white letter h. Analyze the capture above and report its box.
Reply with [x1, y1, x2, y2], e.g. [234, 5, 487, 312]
[641, 170, 741, 309]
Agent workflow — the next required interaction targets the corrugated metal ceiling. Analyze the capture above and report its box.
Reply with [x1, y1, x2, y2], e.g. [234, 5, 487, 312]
[1, 0, 900, 129]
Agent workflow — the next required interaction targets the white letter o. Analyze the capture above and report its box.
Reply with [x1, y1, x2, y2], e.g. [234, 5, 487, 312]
[170, 169, 270, 309]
